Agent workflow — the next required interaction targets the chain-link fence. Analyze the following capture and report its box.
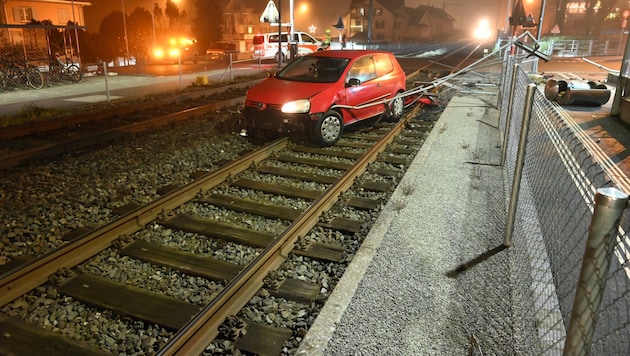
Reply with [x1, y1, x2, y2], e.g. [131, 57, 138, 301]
[499, 53, 630, 355]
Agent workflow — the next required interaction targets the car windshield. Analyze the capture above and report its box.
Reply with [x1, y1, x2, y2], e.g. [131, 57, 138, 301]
[277, 56, 350, 83]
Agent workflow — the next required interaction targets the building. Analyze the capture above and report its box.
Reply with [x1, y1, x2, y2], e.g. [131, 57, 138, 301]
[344, 0, 454, 44]
[0, 0, 91, 61]
[222, 0, 285, 54]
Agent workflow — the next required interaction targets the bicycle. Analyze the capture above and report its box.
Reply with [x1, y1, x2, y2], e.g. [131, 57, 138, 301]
[0, 57, 44, 89]
[47, 55, 82, 83]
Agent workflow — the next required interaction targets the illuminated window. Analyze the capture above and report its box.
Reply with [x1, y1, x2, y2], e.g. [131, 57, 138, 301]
[566, 2, 587, 14]
[374, 8, 383, 16]
[58, 8, 70, 24]
[13, 7, 34, 22]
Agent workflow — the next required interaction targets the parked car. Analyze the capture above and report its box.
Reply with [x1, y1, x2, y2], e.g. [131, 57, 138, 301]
[251, 31, 323, 62]
[241, 50, 406, 146]
[206, 42, 238, 61]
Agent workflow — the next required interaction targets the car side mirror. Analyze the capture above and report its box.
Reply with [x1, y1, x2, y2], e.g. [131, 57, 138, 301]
[346, 78, 361, 87]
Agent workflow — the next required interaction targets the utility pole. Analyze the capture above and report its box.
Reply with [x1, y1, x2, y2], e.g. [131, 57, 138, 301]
[121, 0, 129, 64]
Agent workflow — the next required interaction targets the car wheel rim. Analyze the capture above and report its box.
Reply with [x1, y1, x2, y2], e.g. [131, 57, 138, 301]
[320, 115, 341, 142]
[393, 97, 404, 117]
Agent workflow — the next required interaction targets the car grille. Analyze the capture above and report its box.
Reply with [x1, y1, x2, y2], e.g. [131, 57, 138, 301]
[245, 100, 282, 111]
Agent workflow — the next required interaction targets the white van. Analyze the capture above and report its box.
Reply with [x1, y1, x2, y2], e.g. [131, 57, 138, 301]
[252, 31, 323, 61]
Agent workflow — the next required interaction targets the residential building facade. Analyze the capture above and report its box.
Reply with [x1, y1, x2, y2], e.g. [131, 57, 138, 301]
[345, 0, 454, 44]
[0, 0, 90, 60]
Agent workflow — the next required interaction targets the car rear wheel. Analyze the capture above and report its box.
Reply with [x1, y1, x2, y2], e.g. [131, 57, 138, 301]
[274, 51, 286, 63]
[386, 94, 404, 121]
[313, 111, 343, 146]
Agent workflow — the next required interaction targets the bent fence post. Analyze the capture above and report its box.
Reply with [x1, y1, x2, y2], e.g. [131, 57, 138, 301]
[504, 82, 537, 247]
[563, 187, 628, 356]
[501, 62, 519, 168]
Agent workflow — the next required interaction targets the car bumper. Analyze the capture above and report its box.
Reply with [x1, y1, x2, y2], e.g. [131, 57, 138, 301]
[242, 106, 317, 133]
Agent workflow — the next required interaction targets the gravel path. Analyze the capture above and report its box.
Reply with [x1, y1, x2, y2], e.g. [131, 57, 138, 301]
[298, 93, 523, 355]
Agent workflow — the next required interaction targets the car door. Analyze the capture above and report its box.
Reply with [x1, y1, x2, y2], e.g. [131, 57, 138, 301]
[373, 53, 399, 97]
[343, 55, 387, 123]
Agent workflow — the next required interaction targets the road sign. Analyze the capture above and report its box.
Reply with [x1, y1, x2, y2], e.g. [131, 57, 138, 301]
[551, 24, 560, 34]
[260, 0, 279, 23]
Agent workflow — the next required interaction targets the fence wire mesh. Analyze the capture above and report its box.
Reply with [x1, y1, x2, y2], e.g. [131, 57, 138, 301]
[499, 55, 630, 355]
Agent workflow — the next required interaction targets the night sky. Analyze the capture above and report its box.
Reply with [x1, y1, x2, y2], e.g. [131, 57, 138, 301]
[83, 0, 506, 37]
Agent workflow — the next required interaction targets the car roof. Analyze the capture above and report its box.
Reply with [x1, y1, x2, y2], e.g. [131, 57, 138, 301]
[308, 50, 393, 59]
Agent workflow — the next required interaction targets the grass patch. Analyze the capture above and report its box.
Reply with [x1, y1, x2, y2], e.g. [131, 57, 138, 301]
[0, 104, 65, 128]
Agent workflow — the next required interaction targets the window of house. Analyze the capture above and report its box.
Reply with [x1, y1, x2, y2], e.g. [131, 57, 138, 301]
[375, 21, 385, 29]
[13, 7, 34, 22]
[566, 2, 586, 14]
[374, 8, 383, 16]
[58, 8, 70, 24]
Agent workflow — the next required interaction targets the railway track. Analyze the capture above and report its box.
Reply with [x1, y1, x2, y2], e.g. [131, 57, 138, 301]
[0, 80, 265, 170]
[0, 93, 446, 354]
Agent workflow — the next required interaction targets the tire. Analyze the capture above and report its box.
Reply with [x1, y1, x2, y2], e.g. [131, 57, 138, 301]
[386, 93, 405, 121]
[313, 110, 343, 146]
[274, 51, 286, 63]
[26, 67, 44, 89]
[67, 64, 82, 82]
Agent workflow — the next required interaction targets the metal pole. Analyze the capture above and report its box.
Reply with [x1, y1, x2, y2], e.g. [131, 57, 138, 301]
[501, 62, 519, 167]
[71, 0, 81, 65]
[563, 187, 628, 356]
[102, 60, 110, 102]
[178, 54, 182, 89]
[531, 0, 546, 74]
[121, 0, 129, 65]
[151, 13, 156, 46]
[367, 0, 373, 45]
[277, 0, 282, 68]
[504, 82, 537, 247]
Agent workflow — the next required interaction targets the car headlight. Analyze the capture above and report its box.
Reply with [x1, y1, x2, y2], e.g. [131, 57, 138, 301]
[281, 99, 310, 113]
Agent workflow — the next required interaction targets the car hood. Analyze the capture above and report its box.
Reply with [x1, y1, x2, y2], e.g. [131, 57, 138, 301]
[246, 77, 335, 105]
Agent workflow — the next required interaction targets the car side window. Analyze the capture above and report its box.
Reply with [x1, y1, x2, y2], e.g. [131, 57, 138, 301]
[347, 56, 377, 83]
[374, 53, 394, 77]
[303, 33, 317, 43]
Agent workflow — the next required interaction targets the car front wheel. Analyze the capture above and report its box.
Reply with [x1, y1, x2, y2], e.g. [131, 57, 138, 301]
[313, 111, 343, 146]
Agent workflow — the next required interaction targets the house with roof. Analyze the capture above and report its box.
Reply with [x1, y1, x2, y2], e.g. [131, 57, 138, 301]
[344, 0, 454, 44]
[0, 0, 90, 59]
[405, 5, 455, 42]
[221, 0, 288, 53]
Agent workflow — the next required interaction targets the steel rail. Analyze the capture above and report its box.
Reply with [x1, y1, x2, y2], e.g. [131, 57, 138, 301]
[0, 138, 289, 307]
[0, 96, 246, 170]
[159, 103, 425, 355]
[0, 79, 264, 140]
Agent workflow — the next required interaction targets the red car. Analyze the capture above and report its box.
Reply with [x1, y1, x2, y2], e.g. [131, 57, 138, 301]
[241, 50, 406, 146]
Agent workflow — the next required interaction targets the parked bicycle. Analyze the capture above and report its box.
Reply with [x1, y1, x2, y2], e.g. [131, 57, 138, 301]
[0, 57, 44, 90]
[46, 55, 82, 83]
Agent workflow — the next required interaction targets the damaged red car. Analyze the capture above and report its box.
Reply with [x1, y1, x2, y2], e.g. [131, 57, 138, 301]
[241, 50, 407, 146]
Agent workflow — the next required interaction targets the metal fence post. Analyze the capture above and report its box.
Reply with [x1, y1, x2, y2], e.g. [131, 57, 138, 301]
[563, 187, 628, 356]
[504, 82, 537, 247]
[500, 62, 520, 167]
